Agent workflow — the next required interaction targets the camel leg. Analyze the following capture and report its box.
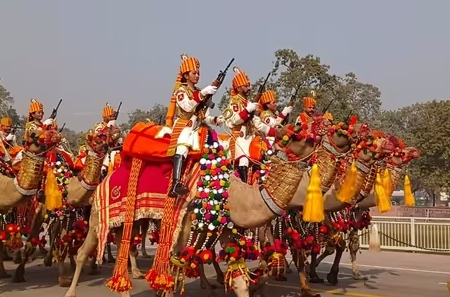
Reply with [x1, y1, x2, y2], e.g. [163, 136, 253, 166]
[12, 248, 22, 264]
[140, 219, 151, 258]
[199, 263, 218, 296]
[326, 237, 346, 286]
[68, 254, 76, 271]
[64, 213, 99, 297]
[2, 245, 12, 261]
[129, 246, 144, 279]
[58, 257, 72, 287]
[298, 251, 321, 297]
[11, 244, 34, 283]
[308, 251, 324, 283]
[349, 231, 368, 280]
[0, 241, 11, 278]
[107, 242, 115, 262]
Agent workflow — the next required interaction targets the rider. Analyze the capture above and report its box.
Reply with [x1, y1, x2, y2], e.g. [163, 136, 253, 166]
[259, 90, 293, 127]
[0, 117, 19, 162]
[224, 67, 278, 183]
[24, 99, 55, 143]
[166, 54, 219, 198]
[295, 91, 317, 126]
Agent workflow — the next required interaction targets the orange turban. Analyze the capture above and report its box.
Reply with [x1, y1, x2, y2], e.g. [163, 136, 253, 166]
[1, 117, 12, 127]
[166, 53, 200, 127]
[102, 104, 115, 118]
[303, 90, 317, 109]
[29, 99, 43, 114]
[259, 90, 277, 105]
[230, 66, 250, 96]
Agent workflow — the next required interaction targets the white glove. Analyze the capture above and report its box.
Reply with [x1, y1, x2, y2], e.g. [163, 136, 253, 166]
[6, 134, 15, 141]
[215, 116, 225, 126]
[246, 102, 258, 113]
[107, 120, 116, 127]
[155, 126, 173, 139]
[200, 85, 218, 96]
[282, 106, 293, 116]
[43, 118, 54, 126]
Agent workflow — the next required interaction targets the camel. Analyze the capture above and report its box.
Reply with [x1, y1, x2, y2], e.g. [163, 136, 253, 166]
[61, 118, 341, 297]
[247, 124, 397, 297]
[313, 143, 420, 283]
[8, 127, 119, 286]
[0, 128, 62, 278]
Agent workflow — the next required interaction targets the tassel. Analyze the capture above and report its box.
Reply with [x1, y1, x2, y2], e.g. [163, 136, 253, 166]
[382, 169, 393, 197]
[369, 223, 380, 252]
[45, 169, 63, 210]
[404, 174, 415, 206]
[107, 158, 114, 175]
[303, 164, 324, 222]
[374, 173, 391, 213]
[336, 161, 357, 203]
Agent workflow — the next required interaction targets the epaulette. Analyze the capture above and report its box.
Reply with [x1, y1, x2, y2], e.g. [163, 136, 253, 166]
[260, 110, 274, 120]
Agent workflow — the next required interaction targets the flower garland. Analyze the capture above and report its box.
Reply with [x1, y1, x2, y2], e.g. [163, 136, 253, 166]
[0, 224, 40, 249]
[191, 130, 234, 232]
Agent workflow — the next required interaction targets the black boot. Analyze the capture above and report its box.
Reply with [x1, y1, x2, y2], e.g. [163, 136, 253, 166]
[168, 154, 189, 198]
[238, 166, 248, 183]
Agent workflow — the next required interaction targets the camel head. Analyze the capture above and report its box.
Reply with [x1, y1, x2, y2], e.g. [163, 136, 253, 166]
[328, 115, 373, 154]
[84, 127, 120, 157]
[352, 131, 396, 167]
[274, 115, 330, 160]
[25, 128, 63, 155]
[385, 134, 420, 168]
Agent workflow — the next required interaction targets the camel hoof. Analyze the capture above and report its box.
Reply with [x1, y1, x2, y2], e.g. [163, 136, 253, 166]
[327, 272, 338, 286]
[131, 268, 144, 279]
[200, 282, 206, 289]
[0, 272, 11, 278]
[301, 289, 321, 297]
[309, 276, 324, 284]
[353, 273, 368, 281]
[59, 277, 72, 287]
[43, 257, 53, 267]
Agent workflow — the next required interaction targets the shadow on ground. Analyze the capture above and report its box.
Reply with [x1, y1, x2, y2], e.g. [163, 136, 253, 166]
[0, 253, 397, 296]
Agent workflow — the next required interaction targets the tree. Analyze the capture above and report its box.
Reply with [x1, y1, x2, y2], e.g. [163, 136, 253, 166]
[217, 49, 381, 124]
[121, 104, 168, 131]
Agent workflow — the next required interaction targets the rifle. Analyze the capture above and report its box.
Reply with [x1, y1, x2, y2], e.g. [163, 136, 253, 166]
[59, 123, 66, 132]
[114, 102, 122, 120]
[252, 72, 272, 103]
[196, 58, 235, 112]
[50, 99, 63, 119]
[281, 82, 303, 125]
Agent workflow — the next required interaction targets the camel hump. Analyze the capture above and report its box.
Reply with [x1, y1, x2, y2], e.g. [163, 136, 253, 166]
[122, 122, 171, 162]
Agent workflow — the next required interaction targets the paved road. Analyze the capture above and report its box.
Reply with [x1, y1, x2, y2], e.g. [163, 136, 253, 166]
[1, 248, 449, 297]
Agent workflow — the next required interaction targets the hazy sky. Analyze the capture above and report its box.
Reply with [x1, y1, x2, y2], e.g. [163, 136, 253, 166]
[1, 1, 449, 131]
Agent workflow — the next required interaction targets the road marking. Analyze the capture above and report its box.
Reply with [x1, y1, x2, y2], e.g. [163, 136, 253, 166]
[321, 261, 450, 275]
[438, 282, 447, 285]
[267, 282, 395, 297]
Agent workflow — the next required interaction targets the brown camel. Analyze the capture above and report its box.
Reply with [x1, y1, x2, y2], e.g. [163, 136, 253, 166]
[0, 129, 62, 278]
[62, 122, 335, 297]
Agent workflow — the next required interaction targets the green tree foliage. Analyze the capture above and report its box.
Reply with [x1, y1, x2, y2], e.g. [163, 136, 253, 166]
[121, 104, 168, 131]
[217, 49, 382, 124]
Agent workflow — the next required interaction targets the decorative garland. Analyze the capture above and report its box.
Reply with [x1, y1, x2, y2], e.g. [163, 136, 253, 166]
[191, 130, 234, 232]
[0, 223, 40, 249]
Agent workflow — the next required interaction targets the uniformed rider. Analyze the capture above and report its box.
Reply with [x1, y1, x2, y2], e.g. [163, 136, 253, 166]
[295, 91, 317, 126]
[224, 67, 278, 182]
[167, 54, 223, 198]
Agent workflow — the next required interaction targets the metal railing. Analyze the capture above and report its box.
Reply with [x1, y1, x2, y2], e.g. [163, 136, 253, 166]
[359, 216, 450, 253]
